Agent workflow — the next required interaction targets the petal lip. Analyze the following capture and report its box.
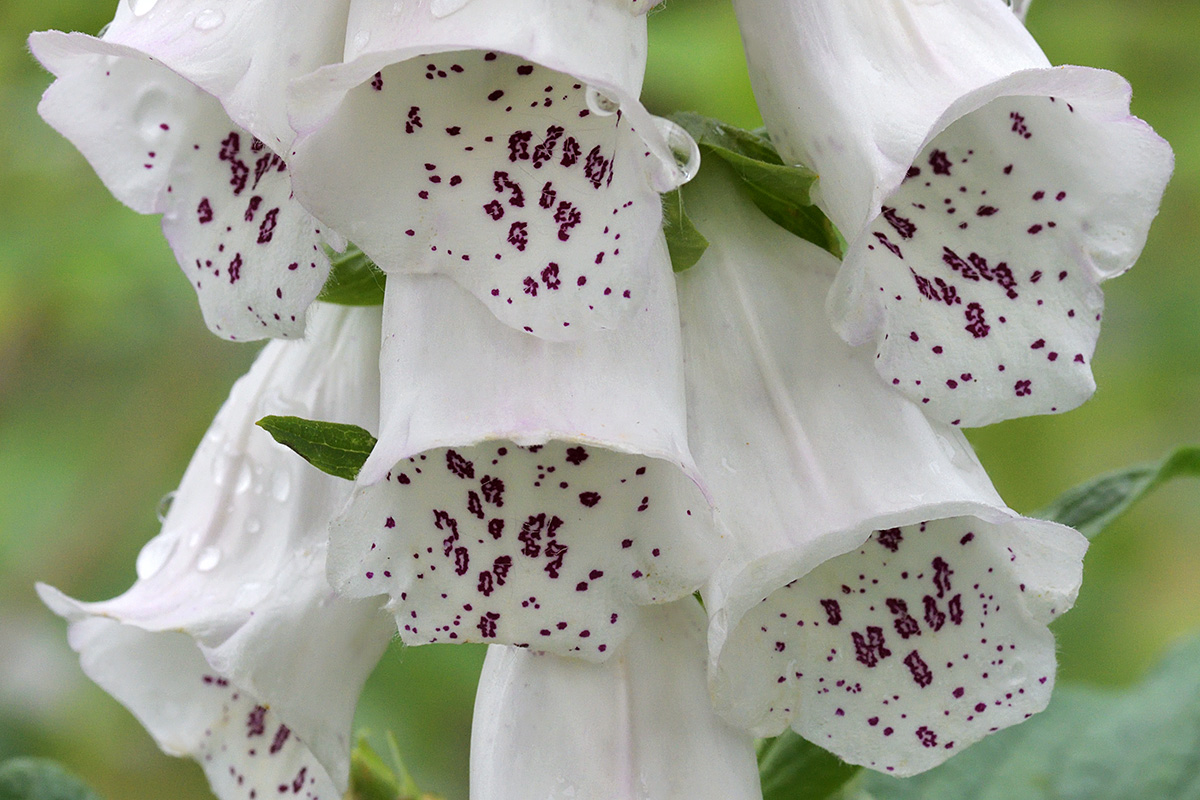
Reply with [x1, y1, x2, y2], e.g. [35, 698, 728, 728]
[289, 0, 680, 183]
[33, 0, 352, 151]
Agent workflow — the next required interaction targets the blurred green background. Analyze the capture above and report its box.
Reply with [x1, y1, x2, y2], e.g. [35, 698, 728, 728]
[0, 1, 1196, 798]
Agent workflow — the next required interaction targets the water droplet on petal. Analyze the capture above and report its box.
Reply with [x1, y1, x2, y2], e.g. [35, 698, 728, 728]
[350, 30, 371, 56]
[193, 9, 225, 30]
[270, 469, 291, 503]
[127, 0, 158, 16]
[235, 463, 254, 494]
[136, 532, 177, 579]
[585, 86, 621, 117]
[155, 490, 177, 522]
[649, 116, 701, 190]
[246, 517, 261, 534]
[430, 0, 474, 17]
[197, 546, 221, 572]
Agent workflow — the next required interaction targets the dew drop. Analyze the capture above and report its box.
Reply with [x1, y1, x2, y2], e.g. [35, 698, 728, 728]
[430, 0, 474, 17]
[193, 9, 225, 30]
[196, 546, 222, 572]
[270, 469, 291, 503]
[648, 116, 701, 191]
[127, 0, 159, 16]
[235, 463, 254, 494]
[136, 533, 177, 579]
[155, 490, 177, 523]
[585, 86, 621, 117]
[350, 30, 371, 55]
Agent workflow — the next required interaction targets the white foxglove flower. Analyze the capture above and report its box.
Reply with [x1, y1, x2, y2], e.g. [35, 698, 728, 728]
[734, 0, 1173, 426]
[289, 0, 697, 341]
[30, 0, 352, 341]
[470, 599, 762, 800]
[38, 304, 394, 799]
[678, 165, 1087, 776]
[328, 236, 718, 661]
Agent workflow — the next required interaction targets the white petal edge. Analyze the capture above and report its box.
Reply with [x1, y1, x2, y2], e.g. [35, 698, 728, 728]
[37, 304, 393, 792]
[678, 162, 1086, 775]
[470, 600, 762, 800]
[30, 30, 337, 341]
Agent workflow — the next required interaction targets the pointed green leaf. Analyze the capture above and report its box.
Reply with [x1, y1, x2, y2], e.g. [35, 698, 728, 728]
[758, 732, 862, 800]
[864, 632, 1200, 800]
[662, 188, 709, 272]
[0, 759, 103, 800]
[1035, 446, 1200, 539]
[671, 112, 842, 257]
[319, 246, 387, 306]
[256, 415, 377, 481]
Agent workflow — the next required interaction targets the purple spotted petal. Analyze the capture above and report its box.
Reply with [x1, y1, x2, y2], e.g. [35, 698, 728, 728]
[678, 165, 1085, 775]
[35, 614, 340, 800]
[30, 0, 350, 341]
[470, 601, 761, 800]
[37, 305, 393, 795]
[330, 441, 711, 660]
[329, 243, 718, 660]
[289, 0, 685, 340]
[734, 0, 1172, 425]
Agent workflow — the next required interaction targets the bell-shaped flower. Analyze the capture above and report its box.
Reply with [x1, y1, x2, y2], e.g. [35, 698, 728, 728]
[38, 303, 395, 799]
[288, 0, 696, 341]
[327, 235, 718, 661]
[470, 599, 762, 800]
[733, 0, 1173, 426]
[30, 0, 353, 341]
[677, 163, 1087, 776]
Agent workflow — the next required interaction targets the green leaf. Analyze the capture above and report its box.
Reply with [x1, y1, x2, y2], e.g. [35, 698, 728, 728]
[670, 112, 842, 257]
[0, 759, 103, 800]
[1035, 446, 1200, 539]
[256, 415, 377, 481]
[863, 632, 1200, 800]
[346, 734, 444, 800]
[318, 246, 387, 306]
[758, 731, 862, 800]
[661, 188, 709, 272]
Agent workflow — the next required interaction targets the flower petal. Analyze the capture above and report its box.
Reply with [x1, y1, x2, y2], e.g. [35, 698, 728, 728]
[470, 600, 762, 800]
[678, 163, 1086, 775]
[289, 0, 684, 340]
[30, 0, 351, 341]
[734, 0, 1172, 425]
[35, 609, 339, 800]
[38, 304, 393, 793]
[328, 240, 719, 660]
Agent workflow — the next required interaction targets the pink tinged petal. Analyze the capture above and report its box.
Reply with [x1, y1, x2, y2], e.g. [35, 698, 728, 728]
[733, 0, 1172, 426]
[38, 304, 393, 793]
[33, 612, 339, 800]
[329, 243, 719, 660]
[677, 165, 1086, 775]
[30, 32, 333, 341]
[289, 0, 686, 340]
[469, 601, 762, 800]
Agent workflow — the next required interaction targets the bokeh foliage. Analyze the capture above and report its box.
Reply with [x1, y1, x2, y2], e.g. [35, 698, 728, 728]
[0, 1, 1196, 798]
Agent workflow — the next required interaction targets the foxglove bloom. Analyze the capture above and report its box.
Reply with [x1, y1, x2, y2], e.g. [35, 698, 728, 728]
[470, 600, 761, 800]
[734, 0, 1173, 425]
[289, 0, 696, 340]
[31, 0, 352, 341]
[678, 165, 1087, 776]
[39, 304, 394, 799]
[327, 236, 719, 661]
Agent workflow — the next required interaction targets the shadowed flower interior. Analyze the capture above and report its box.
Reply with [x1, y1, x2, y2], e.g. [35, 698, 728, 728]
[716, 519, 1065, 776]
[291, 50, 667, 340]
[330, 440, 712, 661]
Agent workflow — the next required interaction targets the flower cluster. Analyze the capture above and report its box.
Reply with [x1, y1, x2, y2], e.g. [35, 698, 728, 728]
[32, 0, 1170, 798]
